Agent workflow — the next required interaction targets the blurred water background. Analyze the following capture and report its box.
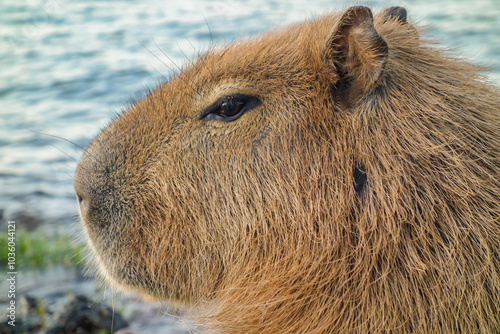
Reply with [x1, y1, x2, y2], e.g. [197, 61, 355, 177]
[0, 0, 499, 332]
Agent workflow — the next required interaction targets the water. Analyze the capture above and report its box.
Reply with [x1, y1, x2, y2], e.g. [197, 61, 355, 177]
[0, 0, 499, 224]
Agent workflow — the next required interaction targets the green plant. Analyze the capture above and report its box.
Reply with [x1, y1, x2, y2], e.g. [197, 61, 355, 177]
[0, 227, 86, 268]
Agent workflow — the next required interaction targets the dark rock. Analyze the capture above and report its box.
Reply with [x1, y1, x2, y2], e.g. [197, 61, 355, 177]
[0, 295, 45, 333]
[18, 294, 46, 332]
[42, 294, 128, 334]
[12, 211, 43, 230]
[20, 295, 41, 315]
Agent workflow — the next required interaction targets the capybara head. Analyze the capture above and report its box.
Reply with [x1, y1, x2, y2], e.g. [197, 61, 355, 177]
[74, 6, 500, 333]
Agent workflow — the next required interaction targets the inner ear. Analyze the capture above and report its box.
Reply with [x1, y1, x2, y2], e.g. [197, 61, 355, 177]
[325, 6, 388, 99]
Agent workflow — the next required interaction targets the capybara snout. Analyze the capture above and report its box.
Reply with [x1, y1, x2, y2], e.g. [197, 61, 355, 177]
[75, 6, 500, 333]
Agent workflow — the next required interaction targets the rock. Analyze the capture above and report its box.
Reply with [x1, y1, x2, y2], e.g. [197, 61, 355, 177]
[42, 294, 128, 334]
[12, 211, 43, 230]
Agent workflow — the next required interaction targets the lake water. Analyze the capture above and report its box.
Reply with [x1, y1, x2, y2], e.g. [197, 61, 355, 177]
[1, 0, 499, 226]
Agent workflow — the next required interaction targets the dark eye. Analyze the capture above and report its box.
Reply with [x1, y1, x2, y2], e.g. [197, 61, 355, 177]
[201, 94, 260, 122]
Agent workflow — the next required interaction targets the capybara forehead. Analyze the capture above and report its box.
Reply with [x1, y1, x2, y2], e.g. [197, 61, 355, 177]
[140, 11, 418, 121]
[153, 16, 340, 109]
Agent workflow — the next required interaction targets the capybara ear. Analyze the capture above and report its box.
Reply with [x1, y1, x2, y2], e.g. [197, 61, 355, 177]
[380, 6, 419, 37]
[381, 6, 408, 23]
[325, 6, 388, 101]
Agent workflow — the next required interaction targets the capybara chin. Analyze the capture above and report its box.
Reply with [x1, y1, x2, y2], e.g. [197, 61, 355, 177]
[74, 5, 500, 333]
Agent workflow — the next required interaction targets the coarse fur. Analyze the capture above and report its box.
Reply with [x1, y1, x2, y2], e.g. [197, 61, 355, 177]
[74, 6, 500, 333]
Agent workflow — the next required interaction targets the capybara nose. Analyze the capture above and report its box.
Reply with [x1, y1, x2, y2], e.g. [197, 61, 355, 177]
[74, 183, 89, 220]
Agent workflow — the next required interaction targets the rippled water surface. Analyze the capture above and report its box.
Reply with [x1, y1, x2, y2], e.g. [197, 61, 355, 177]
[1, 0, 499, 224]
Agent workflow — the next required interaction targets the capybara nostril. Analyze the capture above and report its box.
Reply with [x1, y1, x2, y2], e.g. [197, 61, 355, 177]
[76, 193, 86, 213]
[76, 192, 83, 206]
[74, 182, 88, 219]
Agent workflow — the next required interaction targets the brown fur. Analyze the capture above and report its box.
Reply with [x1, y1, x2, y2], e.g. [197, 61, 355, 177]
[74, 6, 500, 333]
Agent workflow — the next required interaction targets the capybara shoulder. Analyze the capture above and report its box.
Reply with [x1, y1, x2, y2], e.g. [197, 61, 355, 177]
[75, 6, 500, 333]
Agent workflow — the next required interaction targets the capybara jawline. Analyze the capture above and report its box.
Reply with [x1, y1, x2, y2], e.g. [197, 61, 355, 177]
[75, 5, 500, 333]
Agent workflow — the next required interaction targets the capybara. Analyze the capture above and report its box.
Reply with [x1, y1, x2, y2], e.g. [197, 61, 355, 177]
[74, 6, 500, 333]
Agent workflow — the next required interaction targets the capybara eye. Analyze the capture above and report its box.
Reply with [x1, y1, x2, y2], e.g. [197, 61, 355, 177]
[201, 94, 260, 122]
[220, 97, 245, 117]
